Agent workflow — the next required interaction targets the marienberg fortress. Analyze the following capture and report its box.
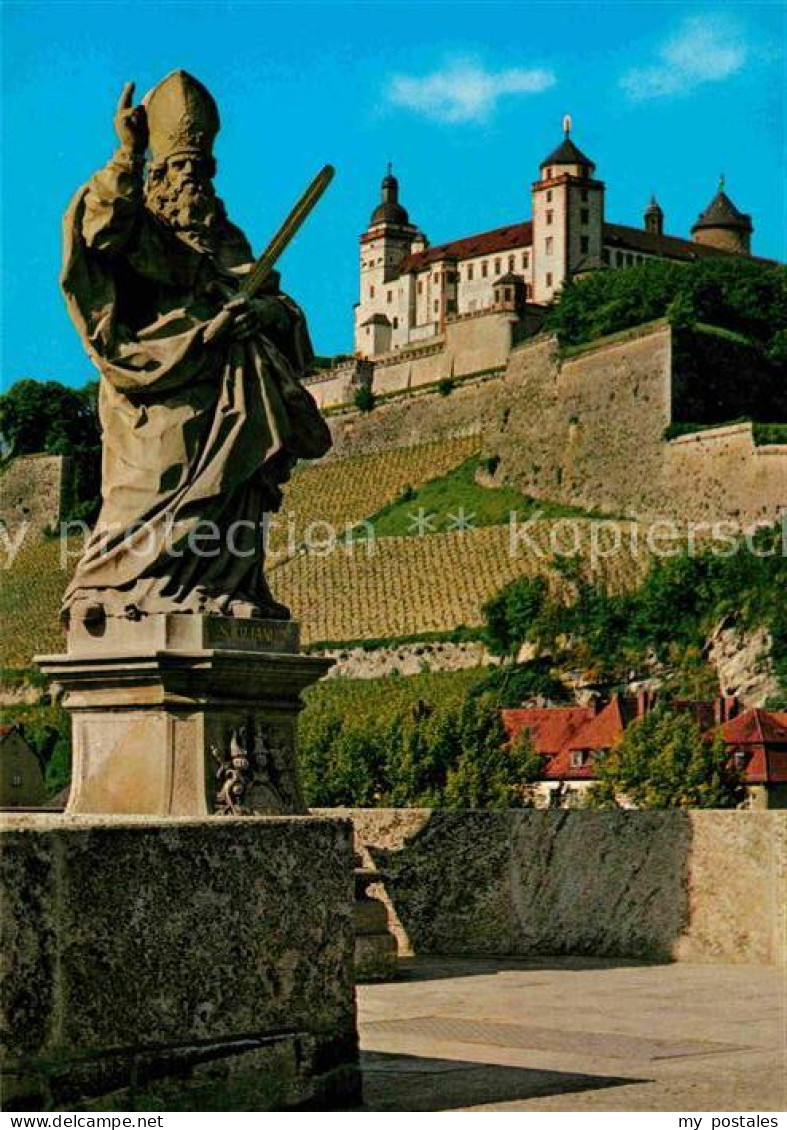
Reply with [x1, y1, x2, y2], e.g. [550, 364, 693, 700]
[305, 121, 786, 526]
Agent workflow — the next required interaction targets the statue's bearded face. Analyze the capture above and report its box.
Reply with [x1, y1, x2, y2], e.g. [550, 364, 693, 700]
[145, 155, 220, 231]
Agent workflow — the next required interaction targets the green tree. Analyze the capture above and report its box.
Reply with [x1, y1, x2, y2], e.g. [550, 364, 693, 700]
[0, 378, 102, 521]
[444, 694, 539, 808]
[588, 709, 742, 809]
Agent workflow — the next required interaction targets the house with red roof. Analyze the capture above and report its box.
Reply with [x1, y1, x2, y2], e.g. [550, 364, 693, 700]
[502, 695, 787, 808]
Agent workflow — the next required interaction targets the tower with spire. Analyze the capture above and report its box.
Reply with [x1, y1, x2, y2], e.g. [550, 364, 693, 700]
[644, 195, 664, 236]
[355, 166, 425, 354]
[530, 115, 606, 301]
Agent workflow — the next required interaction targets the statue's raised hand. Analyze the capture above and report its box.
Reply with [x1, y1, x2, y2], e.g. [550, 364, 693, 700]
[114, 82, 148, 155]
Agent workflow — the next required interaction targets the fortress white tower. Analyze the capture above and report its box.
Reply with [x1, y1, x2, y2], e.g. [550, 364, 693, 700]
[531, 116, 605, 302]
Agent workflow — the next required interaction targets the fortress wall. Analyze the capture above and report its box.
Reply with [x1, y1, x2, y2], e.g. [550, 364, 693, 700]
[304, 368, 355, 410]
[444, 311, 515, 378]
[327, 376, 501, 459]
[492, 323, 673, 518]
[665, 425, 787, 524]
[0, 454, 70, 536]
[326, 323, 784, 524]
[373, 342, 447, 396]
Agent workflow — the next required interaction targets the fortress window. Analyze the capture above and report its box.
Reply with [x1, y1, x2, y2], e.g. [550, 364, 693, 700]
[526, 284, 532, 299]
[581, 236, 589, 254]
[482, 262, 488, 278]
[393, 317, 399, 329]
[546, 190, 552, 203]
[581, 188, 589, 202]
[546, 272, 553, 287]
[523, 252, 529, 269]
[417, 281, 423, 294]
[387, 290, 392, 303]
[369, 285, 375, 298]
[545, 237, 553, 255]
[11, 773, 22, 788]
[546, 210, 553, 225]
[434, 299, 439, 313]
[547, 167, 553, 178]
[581, 208, 589, 225]
[467, 264, 474, 281]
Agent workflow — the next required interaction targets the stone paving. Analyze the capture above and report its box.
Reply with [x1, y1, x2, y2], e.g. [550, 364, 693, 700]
[356, 957, 786, 1112]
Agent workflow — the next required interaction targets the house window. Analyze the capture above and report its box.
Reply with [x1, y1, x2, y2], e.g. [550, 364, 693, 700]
[508, 255, 515, 271]
[11, 773, 22, 787]
[570, 750, 587, 769]
[417, 281, 423, 294]
[581, 188, 589, 202]
[393, 316, 399, 329]
[580, 236, 590, 254]
[434, 299, 439, 313]
[467, 264, 474, 281]
[526, 284, 532, 299]
[616, 251, 623, 266]
[733, 750, 748, 773]
[387, 290, 392, 304]
[546, 210, 553, 225]
[546, 272, 553, 287]
[494, 258, 501, 273]
[547, 167, 553, 178]
[504, 287, 512, 302]
[523, 252, 529, 269]
[546, 189, 552, 203]
[581, 208, 589, 225]
[545, 237, 553, 255]
[481, 261, 488, 278]
[602, 249, 610, 264]
[369, 285, 375, 298]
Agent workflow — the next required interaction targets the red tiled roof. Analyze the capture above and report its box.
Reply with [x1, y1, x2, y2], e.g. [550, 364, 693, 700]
[397, 217, 775, 276]
[399, 222, 533, 273]
[708, 708, 787, 784]
[716, 708, 787, 747]
[503, 706, 595, 754]
[566, 696, 634, 751]
[604, 223, 775, 266]
[503, 705, 603, 780]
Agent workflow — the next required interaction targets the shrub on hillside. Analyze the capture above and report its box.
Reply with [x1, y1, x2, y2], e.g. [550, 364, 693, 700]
[544, 258, 787, 358]
[482, 523, 787, 697]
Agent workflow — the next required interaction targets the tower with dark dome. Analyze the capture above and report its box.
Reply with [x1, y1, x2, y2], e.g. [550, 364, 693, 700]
[691, 178, 753, 253]
[355, 166, 426, 354]
[644, 195, 664, 236]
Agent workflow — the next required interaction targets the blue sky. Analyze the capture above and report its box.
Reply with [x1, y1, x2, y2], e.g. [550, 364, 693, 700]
[2, 1, 784, 387]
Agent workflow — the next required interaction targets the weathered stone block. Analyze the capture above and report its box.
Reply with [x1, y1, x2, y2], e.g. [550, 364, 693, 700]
[0, 814, 360, 1110]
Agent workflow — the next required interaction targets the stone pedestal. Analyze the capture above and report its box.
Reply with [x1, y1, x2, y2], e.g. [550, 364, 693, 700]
[36, 615, 331, 817]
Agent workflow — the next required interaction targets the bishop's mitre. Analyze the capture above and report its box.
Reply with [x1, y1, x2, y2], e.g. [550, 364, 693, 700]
[143, 70, 220, 165]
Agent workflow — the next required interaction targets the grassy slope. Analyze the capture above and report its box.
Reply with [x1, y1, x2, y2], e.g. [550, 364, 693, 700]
[360, 457, 596, 538]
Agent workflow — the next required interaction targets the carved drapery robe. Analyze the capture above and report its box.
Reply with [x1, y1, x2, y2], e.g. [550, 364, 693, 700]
[60, 151, 330, 619]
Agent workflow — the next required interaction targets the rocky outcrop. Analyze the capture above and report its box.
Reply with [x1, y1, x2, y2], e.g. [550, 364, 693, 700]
[705, 619, 781, 707]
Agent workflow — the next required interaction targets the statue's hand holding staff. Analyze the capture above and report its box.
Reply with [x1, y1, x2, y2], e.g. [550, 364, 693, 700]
[204, 295, 288, 344]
